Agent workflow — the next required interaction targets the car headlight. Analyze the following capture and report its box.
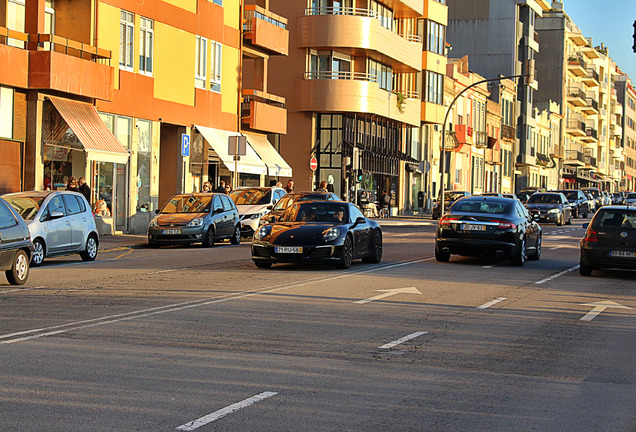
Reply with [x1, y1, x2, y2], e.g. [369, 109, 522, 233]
[149, 219, 158, 228]
[250, 212, 265, 220]
[323, 227, 340, 242]
[548, 209, 560, 214]
[256, 225, 272, 240]
[188, 217, 204, 227]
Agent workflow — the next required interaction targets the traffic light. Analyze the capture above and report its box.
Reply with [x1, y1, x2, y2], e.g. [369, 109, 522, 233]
[355, 169, 364, 183]
[633, 20, 636, 53]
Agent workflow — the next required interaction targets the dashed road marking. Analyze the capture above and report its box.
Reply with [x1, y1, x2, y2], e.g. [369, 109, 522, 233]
[535, 265, 579, 285]
[477, 298, 506, 309]
[379, 331, 428, 349]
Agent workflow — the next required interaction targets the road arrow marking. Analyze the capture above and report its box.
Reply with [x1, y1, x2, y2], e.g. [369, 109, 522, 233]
[354, 287, 422, 304]
[580, 301, 631, 321]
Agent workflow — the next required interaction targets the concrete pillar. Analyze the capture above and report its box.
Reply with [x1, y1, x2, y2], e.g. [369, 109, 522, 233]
[24, 91, 44, 191]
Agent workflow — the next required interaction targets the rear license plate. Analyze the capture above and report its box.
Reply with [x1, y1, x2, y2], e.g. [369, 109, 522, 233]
[275, 246, 303, 254]
[608, 250, 636, 258]
[461, 224, 486, 231]
[162, 229, 181, 235]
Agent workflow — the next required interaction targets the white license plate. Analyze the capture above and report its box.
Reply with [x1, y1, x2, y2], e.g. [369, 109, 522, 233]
[608, 250, 636, 258]
[461, 224, 486, 231]
[275, 246, 303, 254]
[162, 229, 181, 235]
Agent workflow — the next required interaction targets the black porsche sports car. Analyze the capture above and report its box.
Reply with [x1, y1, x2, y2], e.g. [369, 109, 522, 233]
[251, 201, 382, 269]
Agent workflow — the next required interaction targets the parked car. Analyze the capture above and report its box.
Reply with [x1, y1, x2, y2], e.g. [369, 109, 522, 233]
[625, 192, 636, 206]
[611, 192, 625, 205]
[2, 191, 98, 266]
[435, 196, 541, 266]
[554, 190, 589, 218]
[502, 193, 518, 200]
[515, 192, 533, 204]
[0, 197, 33, 285]
[148, 193, 241, 247]
[586, 192, 597, 213]
[252, 201, 382, 269]
[432, 191, 471, 219]
[259, 191, 341, 225]
[525, 192, 572, 226]
[229, 187, 287, 237]
[580, 206, 636, 276]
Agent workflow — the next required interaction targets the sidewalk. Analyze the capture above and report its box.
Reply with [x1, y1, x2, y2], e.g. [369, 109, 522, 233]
[98, 215, 435, 251]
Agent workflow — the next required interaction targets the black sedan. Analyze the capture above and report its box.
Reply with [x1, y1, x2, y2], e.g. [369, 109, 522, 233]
[259, 191, 341, 225]
[0, 197, 33, 285]
[526, 192, 572, 226]
[555, 189, 588, 219]
[252, 201, 382, 269]
[435, 196, 541, 266]
[580, 206, 636, 276]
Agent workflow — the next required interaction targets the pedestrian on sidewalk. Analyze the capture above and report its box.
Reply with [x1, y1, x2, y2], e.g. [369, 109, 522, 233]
[380, 190, 390, 218]
[78, 177, 91, 204]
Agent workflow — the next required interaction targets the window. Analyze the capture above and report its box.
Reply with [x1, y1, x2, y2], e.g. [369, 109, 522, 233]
[425, 71, 443, 105]
[424, 20, 445, 55]
[139, 17, 153, 75]
[370, 0, 394, 31]
[195, 36, 207, 89]
[212, 0, 223, 5]
[220, 195, 233, 212]
[210, 41, 222, 92]
[62, 194, 82, 215]
[369, 59, 392, 92]
[120, 11, 134, 70]
[0, 201, 17, 229]
[213, 196, 223, 213]
[136, 120, 152, 212]
[46, 195, 66, 218]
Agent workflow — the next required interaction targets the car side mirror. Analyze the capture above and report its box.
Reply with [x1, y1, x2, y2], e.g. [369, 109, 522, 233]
[582, 223, 589, 229]
[354, 216, 366, 226]
[50, 211, 64, 219]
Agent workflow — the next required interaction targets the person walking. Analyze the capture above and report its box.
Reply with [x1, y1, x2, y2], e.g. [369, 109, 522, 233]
[317, 180, 328, 192]
[214, 180, 226, 193]
[202, 181, 213, 192]
[380, 190, 390, 218]
[285, 179, 294, 194]
[78, 177, 91, 203]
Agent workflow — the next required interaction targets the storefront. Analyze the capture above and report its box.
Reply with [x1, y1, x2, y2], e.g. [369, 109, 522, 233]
[42, 97, 130, 234]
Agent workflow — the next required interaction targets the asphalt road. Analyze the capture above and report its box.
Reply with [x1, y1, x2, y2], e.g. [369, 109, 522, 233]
[0, 219, 634, 431]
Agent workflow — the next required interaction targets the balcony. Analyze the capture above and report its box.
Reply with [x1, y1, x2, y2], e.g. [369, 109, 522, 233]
[568, 31, 588, 47]
[241, 89, 287, 135]
[27, 33, 112, 101]
[551, 144, 564, 159]
[566, 117, 586, 137]
[0, 27, 29, 88]
[453, 124, 474, 146]
[567, 54, 587, 76]
[611, 123, 623, 137]
[581, 68, 599, 87]
[474, 130, 488, 148]
[585, 155, 597, 168]
[296, 72, 420, 126]
[581, 97, 599, 115]
[582, 127, 598, 143]
[501, 124, 516, 140]
[565, 150, 586, 166]
[566, 84, 586, 106]
[297, 9, 422, 72]
[243, 5, 289, 56]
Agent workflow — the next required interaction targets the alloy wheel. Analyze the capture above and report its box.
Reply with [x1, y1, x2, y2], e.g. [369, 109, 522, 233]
[32, 240, 45, 266]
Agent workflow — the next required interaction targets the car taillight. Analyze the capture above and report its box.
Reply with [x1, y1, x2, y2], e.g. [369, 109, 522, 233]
[584, 230, 598, 243]
[490, 220, 516, 229]
[439, 216, 458, 226]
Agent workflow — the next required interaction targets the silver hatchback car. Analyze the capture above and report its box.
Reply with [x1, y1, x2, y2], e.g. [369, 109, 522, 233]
[2, 191, 99, 266]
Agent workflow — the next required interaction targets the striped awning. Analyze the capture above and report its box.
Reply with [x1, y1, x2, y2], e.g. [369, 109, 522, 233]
[242, 132, 292, 177]
[49, 97, 130, 164]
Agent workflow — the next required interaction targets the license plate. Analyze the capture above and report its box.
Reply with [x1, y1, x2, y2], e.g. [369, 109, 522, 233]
[162, 229, 181, 235]
[608, 250, 636, 258]
[461, 224, 486, 231]
[275, 246, 303, 254]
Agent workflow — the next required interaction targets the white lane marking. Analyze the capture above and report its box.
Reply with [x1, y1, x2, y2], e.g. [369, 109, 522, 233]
[535, 265, 579, 285]
[0, 257, 435, 345]
[0, 286, 45, 294]
[147, 269, 176, 274]
[481, 264, 497, 269]
[477, 297, 507, 309]
[176, 392, 278, 431]
[379, 331, 428, 349]
[354, 287, 422, 304]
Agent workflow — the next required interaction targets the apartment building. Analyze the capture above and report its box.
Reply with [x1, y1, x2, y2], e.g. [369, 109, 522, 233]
[616, 76, 636, 191]
[0, 0, 291, 234]
[447, 0, 551, 193]
[488, 79, 518, 194]
[268, 0, 446, 214]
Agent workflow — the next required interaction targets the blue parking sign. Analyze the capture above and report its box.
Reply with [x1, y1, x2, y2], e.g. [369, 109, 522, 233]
[181, 134, 190, 157]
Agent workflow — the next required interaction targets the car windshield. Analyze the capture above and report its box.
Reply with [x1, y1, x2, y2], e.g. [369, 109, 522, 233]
[527, 194, 560, 204]
[3, 195, 46, 220]
[230, 189, 271, 205]
[445, 192, 466, 201]
[281, 203, 349, 223]
[273, 194, 324, 211]
[561, 191, 577, 201]
[161, 195, 211, 213]
[593, 210, 636, 230]
[453, 200, 511, 214]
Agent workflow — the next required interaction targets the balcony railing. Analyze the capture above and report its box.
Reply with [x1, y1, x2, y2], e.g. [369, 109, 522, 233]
[567, 118, 585, 132]
[585, 68, 599, 83]
[0, 26, 28, 48]
[502, 124, 516, 140]
[568, 54, 587, 70]
[243, 6, 287, 31]
[565, 150, 585, 163]
[585, 155, 597, 167]
[586, 127, 598, 139]
[474, 131, 488, 148]
[567, 85, 586, 101]
[304, 71, 377, 81]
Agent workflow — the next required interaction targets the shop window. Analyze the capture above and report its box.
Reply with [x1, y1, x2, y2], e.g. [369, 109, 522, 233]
[136, 120, 152, 213]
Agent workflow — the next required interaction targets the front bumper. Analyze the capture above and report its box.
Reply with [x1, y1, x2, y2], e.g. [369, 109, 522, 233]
[252, 241, 342, 264]
[529, 211, 561, 223]
[148, 226, 206, 245]
[240, 217, 261, 237]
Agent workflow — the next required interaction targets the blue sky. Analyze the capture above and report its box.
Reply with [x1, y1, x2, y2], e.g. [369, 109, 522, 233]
[564, 0, 636, 79]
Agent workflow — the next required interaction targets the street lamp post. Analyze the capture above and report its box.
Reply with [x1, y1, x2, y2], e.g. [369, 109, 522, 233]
[439, 72, 531, 215]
